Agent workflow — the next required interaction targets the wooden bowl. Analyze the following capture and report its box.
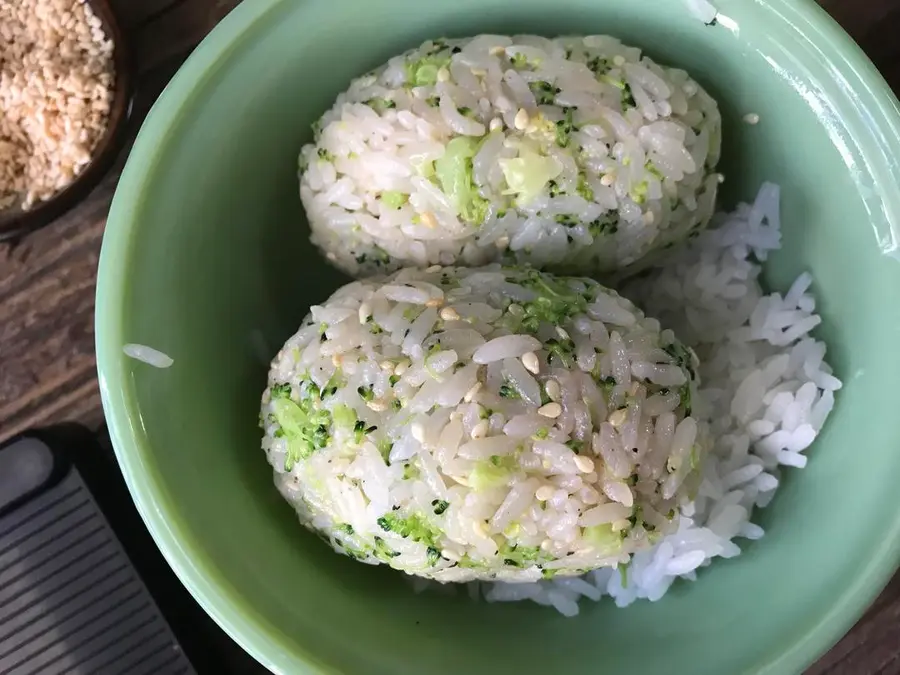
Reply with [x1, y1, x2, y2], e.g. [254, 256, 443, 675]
[0, 0, 134, 242]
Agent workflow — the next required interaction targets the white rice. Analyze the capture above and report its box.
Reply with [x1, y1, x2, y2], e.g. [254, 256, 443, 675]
[260, 267, 707, 582]
[461, 182, 839, 613]
[123, 344, 173, 368]
[300, 35, 722, 278]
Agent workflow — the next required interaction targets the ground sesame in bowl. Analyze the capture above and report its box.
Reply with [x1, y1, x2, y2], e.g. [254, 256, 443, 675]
[0, 0, 116, 212]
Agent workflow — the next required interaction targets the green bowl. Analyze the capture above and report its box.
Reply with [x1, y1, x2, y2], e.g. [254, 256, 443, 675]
[96, 0, 900, 673]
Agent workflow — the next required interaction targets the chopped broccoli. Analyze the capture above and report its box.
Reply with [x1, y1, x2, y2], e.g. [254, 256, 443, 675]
[499, 145, 563, 206]
[565, 439, 584, 454]
[378, 439, 393, 465]
[583, 524, 625, 555]
[545, 337, 576, 368]
[516, 269, 588, 334]
[271, 396, 332, 470]
[357, 384, 375, 402]
[382, 191, 408, 210]
[337, 523, 354, 535]
[402, 462, 420, 480]
[432, 499, 450, 515]
[434, 137, 491, 226]
[645, 160, 665, 181]
[377, 512, 442, 548]
[366, 97, 397, 113]
[373, 536, 400, 561]
[426, 546, 442, 565]
[555, 214, 579, 228]
[499, 382, 521, 399]
[270, 383, 292, 399]
[555, 107, 575, 148]
[622, 83, 637, 111]
[498, 541, 544, 567]
[470, 455, 517, 491]
[317, 148, 334, 162]
[528, 81, 557, 105]
[332, 403, 357, 430]
[533, 427, 549, 440]
[630, 180, 649, 205]
[405, 53, 452, 87]
[588, 215, 618, 238]
[547, 180, 562, 198]
[576, 172, 594, 201]
[586, 56, 610, 74]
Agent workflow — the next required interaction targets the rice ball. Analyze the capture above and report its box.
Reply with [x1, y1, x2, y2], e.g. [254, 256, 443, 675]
[260, 266, 707, 582]
[299, 35, 722, 278]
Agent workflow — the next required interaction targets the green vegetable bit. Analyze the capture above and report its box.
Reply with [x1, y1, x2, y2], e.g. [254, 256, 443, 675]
[432, 499, 450, 515]
[498, 382, 521, 399]
[405, 53, 452, 87]
[555, 107, 575, 148]
[377, 512, 442, 549]
[270, 395, 333, 471]
[381, 191, 408, 210]
[470, 455, 517, 491]
[434, 137, 491, 226]
[528, 80, 558, 106]
[576, 172, 594, 201]
[498, 541, 545, 568]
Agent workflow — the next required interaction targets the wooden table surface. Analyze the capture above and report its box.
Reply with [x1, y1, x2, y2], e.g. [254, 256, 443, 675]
[1, 1, 899, 672]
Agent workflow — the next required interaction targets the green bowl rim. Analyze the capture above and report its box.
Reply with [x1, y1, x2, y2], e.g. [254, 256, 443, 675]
[95, 1, 900, 673]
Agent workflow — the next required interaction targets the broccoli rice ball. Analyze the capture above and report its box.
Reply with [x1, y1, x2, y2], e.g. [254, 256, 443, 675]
[260, 266, 707, 582]
[299, 35, 722, 278]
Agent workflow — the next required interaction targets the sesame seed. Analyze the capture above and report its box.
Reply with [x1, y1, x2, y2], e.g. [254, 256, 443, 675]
[411, 422, 425, 443]
[394, 360, 409, 376]
[425, 297, 444, 308]
[514, 108, 530, 130]
[489, 45, 506, 56]
[436, 67, 450, 83]
[463, 381, 482, 403]
[0, 0, 115, 210]
[379, 360, 395, 373]
[608, 408, 628, 427]
[358, 302, 371, 324]
[331, 354, 342, 367]
[535, 485, 555, 502]
[545, 379, 561, 402]
[440, 306, 460, 321]
[471, 420, 489, 439]
[495, 235, 510, 250]
[743, 112, 760, 125]
[600, 173, 616, 187]
[367, 399, 388, 412]
[489, 117, 504, 132]
[538, 402, 562, 418]
[420, 211, 438, 228]
[521, 351, 540, 375]
[573, 455, 595, 473]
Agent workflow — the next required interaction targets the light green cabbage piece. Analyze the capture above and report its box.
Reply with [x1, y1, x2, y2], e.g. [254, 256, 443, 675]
[499, 145, 563, 206]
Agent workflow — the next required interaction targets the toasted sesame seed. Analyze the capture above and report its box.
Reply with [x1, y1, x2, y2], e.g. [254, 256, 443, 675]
[521, 351, 540, 374]
[394, 360, 409, 376]
[420, 211, 438, 228]
[471, 420, 489, 439]
[535, 485, 555, 502]
[545, 379, 561, 402]
[538, 402, 562, 418]
[573, 455, 595, 473]
[463, 381, 482, 403]
[608, 408, 628, 427]
[425, 297, 444, 308]
[0, 0, 115, 210]
[440, 306, 460, 321]
[600, 173, 616, 187]
[436, 67, 450, 83]
[514, 108, 530, 130]
[331, 354, 342, 367]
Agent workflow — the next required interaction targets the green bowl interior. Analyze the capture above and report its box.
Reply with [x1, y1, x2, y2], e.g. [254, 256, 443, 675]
[97, 0, 900, 673]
